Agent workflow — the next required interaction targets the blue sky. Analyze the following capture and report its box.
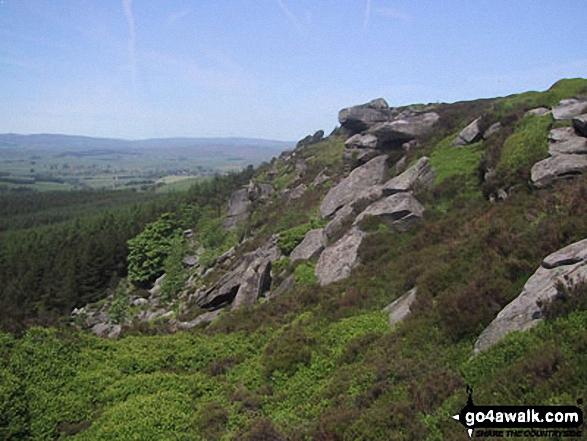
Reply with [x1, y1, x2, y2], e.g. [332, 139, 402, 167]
[1, 0, 586, 141]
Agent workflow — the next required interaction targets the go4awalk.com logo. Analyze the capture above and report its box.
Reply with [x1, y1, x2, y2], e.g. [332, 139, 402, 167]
[451, 387, 584, 438]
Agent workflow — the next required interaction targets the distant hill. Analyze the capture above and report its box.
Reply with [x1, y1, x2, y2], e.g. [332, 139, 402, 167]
[0, 133, 294, 158]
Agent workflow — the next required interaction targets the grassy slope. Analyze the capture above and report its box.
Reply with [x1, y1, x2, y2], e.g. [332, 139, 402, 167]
[2, 79, 587, 440]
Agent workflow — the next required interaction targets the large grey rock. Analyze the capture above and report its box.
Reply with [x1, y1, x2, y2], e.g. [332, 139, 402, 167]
[196, 239, 281, 310]
[312, 170, 330, 187]
[339, 98, 391, 133]
[547, 127, 587, 155]
[223, 188, 251, 230]
[289, 183, 307, 200]
[525, 107, 551, 118]
[324, 203, 356, 241]
[474, 238, 587, 354]
[345, 133, 378, 149]
[267, 275, 294, 300]
[290, 229, 326, 262]
[453, 118, 482, 146]
[552, 98, 587, 121]
[231, 258, 271, 310]
[320, 155, 388, 218]
[530, 154, 587, 188]
[175, 309, 224, 330]
[297, 130, 325, 148]
[381, 157, 434, 196]
[316, 228, 365, 286]
[483, 122, 502, 139]
[354, 193, 425, 232]
[149, 273, 166, 296]
[573, 114, 587, 137]
[383, 287, 417, 328]
[368, 112, 440, 146]
[91, 323, 121, 339]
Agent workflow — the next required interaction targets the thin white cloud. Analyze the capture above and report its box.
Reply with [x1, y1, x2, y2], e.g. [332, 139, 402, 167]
[363, 0, 372, 30]
[375, 7, 411, 23]
[275, 0, 302, 31]
[121, 0, 137, 83]
[166, 9, 190, 26]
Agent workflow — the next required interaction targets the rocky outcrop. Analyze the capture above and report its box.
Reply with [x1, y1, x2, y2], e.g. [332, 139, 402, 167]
[339, 98, 391, 133]
[353, 193, 425, 232]
[175, 309, 223, 330]
[344, 133, 378, 149]
[547, 127, 587, 155]
[312, 170, 330, 187]
[289, 183, 307, 200]
[316, 228, 365, 286]
[231, 258, 272, 310]
[320, 155, 388, 218]
[552, 97, 587, 121]
[531, 155, 587, 188]
[223, 182, 275, 229]
[290, 228, 327, 262]
[223, 188, 251, 230]
[195, 239, 281, 310]
[383, 287, 417, 328]
[530, 120, 587, 188]
[525, 107, 551, 118]
[297, 130, 325, 148]
[381, 157, 434, 196]
[474, 238, 587, 354]
[453, 118, 482, 146]
[367, 112, 440, 147]
[483, 122, 502, 139]
[573, 114, 587, 137]
[267, 275, 294, 300]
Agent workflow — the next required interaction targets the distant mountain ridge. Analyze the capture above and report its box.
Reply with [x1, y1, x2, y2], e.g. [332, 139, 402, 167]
[0, 133, 295, 152]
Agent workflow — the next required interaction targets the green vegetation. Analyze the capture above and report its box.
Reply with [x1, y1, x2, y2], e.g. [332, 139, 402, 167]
[495, 114, 552, 182]
[127, 214, 183, 287]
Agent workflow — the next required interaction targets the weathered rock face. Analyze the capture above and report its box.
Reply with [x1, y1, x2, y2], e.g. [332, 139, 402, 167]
[530, 116, 587, 188]
[383, 287, 417, 328]
[289, 183, 307, 200]
[316, 228, 365, 286]
[223, 188, 251, 230]
[573, 114, 587, 137]
[368, 112, 440, 147]
[531, 154, 587, 188]
[312, 170, 330, 187]
[175, 309, 223, 330]
[339, 98, 391, 133]
[474, 238, 587, 354]
[266, 274, 294, 300]
[290, 228, 326, 262]
[320, 155, 389, 218]
[297, 130, 325, 148]
[354, 192, 425, 232]
[547, 127, 587, 155]
[525, 107, 551, 118]
[552, 97, 587, 121]
[381, 157, 435, 196]
[324, 203, 356, 241]
[483, 122, 502, 139]
[344, 133, 378, 150]
[196, 239, 281, 310]
[231, 258, 272, 310]
[453, 117, 482, 146]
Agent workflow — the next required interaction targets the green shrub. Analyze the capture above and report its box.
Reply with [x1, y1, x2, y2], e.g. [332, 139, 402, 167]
[127, 213, 182, 287]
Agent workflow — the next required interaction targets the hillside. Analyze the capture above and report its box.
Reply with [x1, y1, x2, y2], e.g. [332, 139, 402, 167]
[2, 78, 587, 440]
